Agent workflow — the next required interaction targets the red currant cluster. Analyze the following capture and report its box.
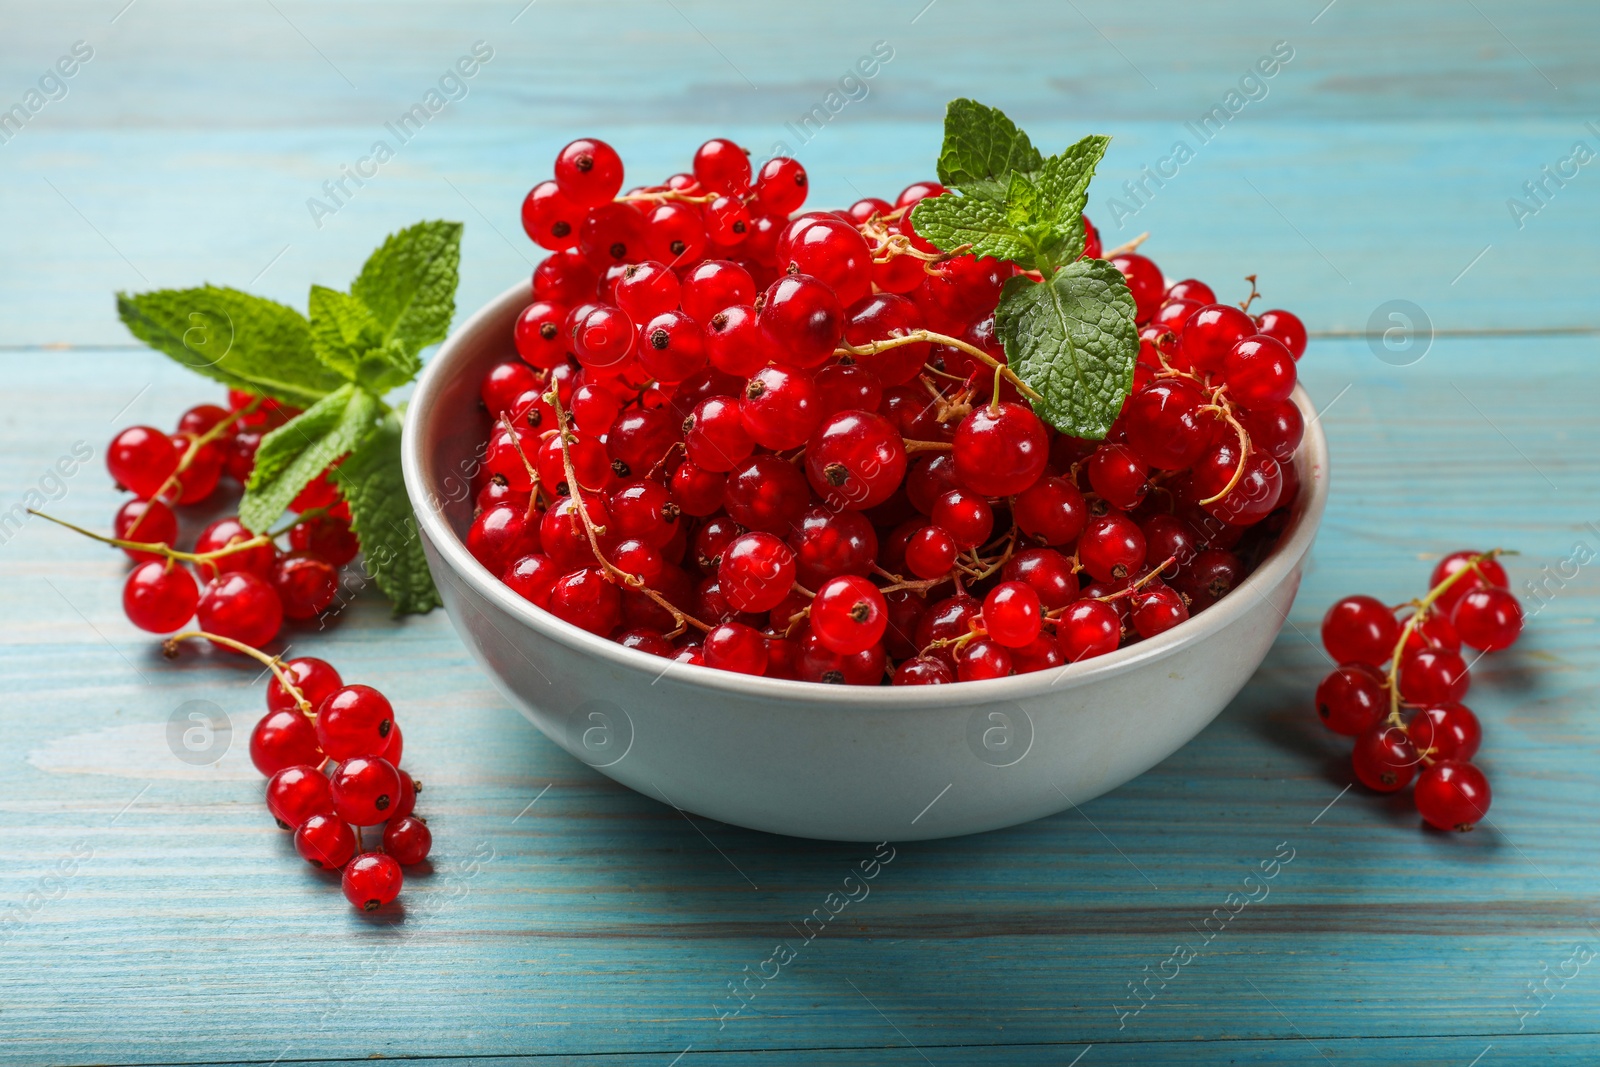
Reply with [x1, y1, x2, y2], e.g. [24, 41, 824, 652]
[1315, 551, 1524, 831]
[178, 640, 431, 910]
[72, 391, 360, 642]
[468, 135, 1309, 684]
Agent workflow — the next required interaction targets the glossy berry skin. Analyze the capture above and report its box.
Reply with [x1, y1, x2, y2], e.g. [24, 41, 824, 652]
[513, 299, 571, 368]
[718, 532, 796, 613]
[805, 410, 907, 511]
[788, 506, 877, 587]
[1057, 599, 1122, 662]
[703, 621, 770, 675]
[330, 756, 401, 826]
[893, 656, 955, 685]
[741, 365, 820, 450]
[315, 685, 395, 762]
[759, 274, 843, 369]
[1004, 548, 1079, 611]
[1131, 584, 1190, 639]
[250, 708, 323, 777]
[645, 201, 709, 264]
[810, 576, 888, 655]
[271, 552, 338, 619]
[953, 403, 1048, 497]
[704, 305, 767, 376]
[613, 260, 681, 323]
[1429, 552, 1509, 613]
[123, 561, 199, 633]
[467, 504, 541, 576]
[1166, 279, 1216, 305]
[932, 488, 993, 550]
[342, 851, 403, 911]
[1087, 443, 1149, 510]
[1414, 760, 1491, 831]
[1079, 514, 1147, 583]
[266, 764, 334, 829]
[1112, 253, 1164, 323]
[1451, 587, 1523, 651]
[113, 499, 178, 562]
[197, 572, 283, 649]
[521, 179, 582, 250]
[1240, 400, 1305, 464]
[783, 216, 874, 307]
[107, 425, 180, 499]
[502, 553, 559, 608]
[639, 310, 708, 383]
[681, 260, 756, 323]
[844, 293, 929, 385]
[288, 513, 360, 568]
[1012, 476, 1088, 547]
[577, 201, 643, 270]
[1408, 703, 1482, 762]
[723, 454, 809, 534]
[693, 137, 752, 193]
[1321, 595, 1401, 667]
[294, 813, 357, 870]
[982, 581, 1043, 649]
[383, 816, 433, 865]
[1352, 725, 1419, 792]
[574, 305, 635, 369]
[1255, 309, 1307, 359]
[1398, 647, 1471, 705]
[904, 524, 958, 580]
[1191, 441, 1283, 525]
[267, 657, 344, 714]
[754, 156, 808, 214]
[1223, 335, 1298, 409]
[481, 360, 539, 416]
[553, 137, 624, 207]
[546, 568, 622, 636]
[955, 637, 1012, 681]
[194, 517, 277, 581]
[1182, 304, 1257, 372]
[1315, 663, 1388, 736]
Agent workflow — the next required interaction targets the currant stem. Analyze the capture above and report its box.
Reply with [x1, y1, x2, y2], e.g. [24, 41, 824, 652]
[1102, 231, 1151, 258]
[1238, 274, 1261, 314]
[27, 508, 275, 566]
[1195, 397, 1254, 506]
[1385, 550, 1505, 728]
[837, 330, 1041, 404]
[902, 439, 954, 454]
[164, 630, 313, 715]
[615, 189, 716, 205]
[545, 388, 711, 635]
[154, 397, 262, 501]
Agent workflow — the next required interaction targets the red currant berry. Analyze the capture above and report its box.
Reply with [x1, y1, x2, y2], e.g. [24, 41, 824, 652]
[810, 576, 888, 656]
[521, 180, 582, 250]
[1255, 308, 1307, 359]
[113, 499, 178, 563]
[546, 567, 622, 635]
[718, 532, 796, 613]
[681, 260, 756, 323]
[1408, 702, 1482, 762]
[266, 656, 343, 715]
[342, 851, 403, 911]
[611, 262, 678, 324]
[532, 248, 598, 306]
[1012, 476, 1088, 547]
[754, 156, 808, 214]
[288, 513, 360, 568]
[577, 201, 644, 270]
[1239, 399, 1305, 464]
[513, 299, 571, 369]
[1173, 549, 1245, 611]
[704, 305, 767, 377]
[481, 361, 539, 417]
[1413, 760, 1490, 831]
[693, 137, 752, 193]
[1191, 440, 1283, 525]
[196, 571, 283, 649]
[638, 310, 708, 383]
[982, 581, 1043, 649]
[759, 273, 843, 369]
[1429, 552, 1510, 614]
[315, 684, 395, 761]
[1321, 595, 1400, 667]
[741, 365, 820, 450]
[193, 517, 277, 582]
[107, 425, 180, 499]
[1004, 547, 1079, 610]
[330, 755, 401, 826]
[1079, 513, 1147, 583]
[956, 637, 1013, 681]
[573, 304, 635, 370]
[723, 453, 809, 533]
[788, 506, 877, 587]
[843, 293, 929, 386]
[250, 708, 323, 776]
[805, 409, 907, 511]
[1087, 443, 1150, 511]
[1451, 587, 1523, 651]
[1398, 647, 1471, 705]
[931, 488, 993, 550]
[783, 216, 873, 307]
[1057, 599, 1122, 661]
[1182, 303, 1256, 372]
[1165, 279, 1216, 305]
[1401, 609, 1461, 655]
[266, 764, 333, 829]
[1352, 724, 1420, 792]
[383, 815, 433, 865]
[226, 430, 261, 482]
[503, 553, 560, 608]
[294, 813, 357, 869]
[124, 562, 200, 634]
[1314, 663, 1388, 736]
[1223, 335, 1298, 409]
[1112, 253, 1164, 322]
[644, 201, 708, 265]
[553, 137, 624, 207]
[914, 594, 981, 664]
[893, 656, 955, 685]
[953, 402, 1047, 497]
[467, 504, 542, 576]
[905, 524, 958, 580]
[670, 459, 726, 517]
[703, 621, 770, 675]
[271, 551, 338, 620]
[1131, 583, 1189, 638]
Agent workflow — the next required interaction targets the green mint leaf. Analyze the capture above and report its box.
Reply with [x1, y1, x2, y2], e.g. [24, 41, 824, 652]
[911, 193, 1039, 268]
[239, 383, 383, 532]
[937, 98, 1044, 195]
[349, 220, 463, 360]
[1032, 135, 1111, 266]
[331, 413, 441, 615]
[116, 286, 345, 408]
[308, 285, 420, 394]
[1003, 170, 1039, 228]
[993, 259, 1139, 440]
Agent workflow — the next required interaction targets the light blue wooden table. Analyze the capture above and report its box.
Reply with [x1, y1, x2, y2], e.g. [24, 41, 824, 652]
[4, 2, 1599, 1063]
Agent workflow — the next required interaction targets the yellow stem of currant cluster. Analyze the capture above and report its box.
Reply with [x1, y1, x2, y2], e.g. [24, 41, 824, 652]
[152, 397, 262, 503]
[164, 630, 312, 715]
[836, 330, 1042, 404]
[1384, 550, 1504, 728]
[26, 509, 283, 569]
[544, 387, 711, 636]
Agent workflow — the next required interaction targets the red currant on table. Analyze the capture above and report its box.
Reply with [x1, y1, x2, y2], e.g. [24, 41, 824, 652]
[1451, 587, 1523, 651]
[107, 425, 180, 499]
[113, 499, 178, 562]
[382, 816, 433, 866]
[197, 572, 283, 649]
[123, 561, 199, 633]
[315, 684, 395, 760]
[294, 813, 357, 869]
[1314, 664, 1387, 736]
[342, 851, 403, 911]
[250, 708, 323, 777]
[1407, 703, 1481, 762]
[266, 764, 334, 829]
[1321, 595, 1400, 667]
[330, 756, 402, 826]
[1351, 724, 1419, 793]
[1413, 760, 1491, 831]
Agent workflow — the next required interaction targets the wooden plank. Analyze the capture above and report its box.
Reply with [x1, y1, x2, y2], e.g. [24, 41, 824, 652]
[2, 335, 1598, 1063]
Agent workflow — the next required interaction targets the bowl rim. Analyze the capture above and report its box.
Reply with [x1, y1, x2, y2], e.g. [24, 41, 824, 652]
[402, 278, 1329, 708]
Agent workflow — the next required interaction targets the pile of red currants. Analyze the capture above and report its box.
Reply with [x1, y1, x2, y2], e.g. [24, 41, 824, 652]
[70, 391, 360, 642]
[466, 136, 1310, 684]
[220, 644, 430, 909]
[1316, 551, 1523, 830]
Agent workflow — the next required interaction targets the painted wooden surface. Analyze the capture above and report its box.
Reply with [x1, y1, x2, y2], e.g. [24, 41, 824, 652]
[2, 1, 1599, 1063]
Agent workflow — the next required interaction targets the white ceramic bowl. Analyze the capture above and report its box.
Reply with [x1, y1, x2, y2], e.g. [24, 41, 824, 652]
[402, 280, 1328, 842]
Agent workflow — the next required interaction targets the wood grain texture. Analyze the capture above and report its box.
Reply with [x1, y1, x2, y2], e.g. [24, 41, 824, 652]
[1, 0, 1598, 1063]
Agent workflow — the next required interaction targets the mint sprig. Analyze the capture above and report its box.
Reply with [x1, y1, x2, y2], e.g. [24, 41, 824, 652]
[913, 100, 1138, 440]
[117, 219, 462, 615]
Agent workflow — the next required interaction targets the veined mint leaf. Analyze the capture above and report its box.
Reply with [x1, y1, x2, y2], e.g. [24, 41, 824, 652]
[1003, 170, 1040, 228]
[912, 194, 1038, 268]
[239, 383, 383, 532]
[331, 413, 441, 615]
[994, 259, 1139, 440]
[308, 285, 420, 394]
[937, 98, 1044, 196]
[116, 286, 345, 408]
[349, 220, 462, 360]
[1033, 135, 1111, 265]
